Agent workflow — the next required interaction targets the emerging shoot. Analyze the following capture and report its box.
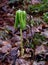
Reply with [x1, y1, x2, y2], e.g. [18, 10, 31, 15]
[14, 10, 26, 56]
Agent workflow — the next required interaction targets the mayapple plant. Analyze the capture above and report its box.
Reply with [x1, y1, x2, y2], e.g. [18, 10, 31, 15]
[14, 10, 26, 56]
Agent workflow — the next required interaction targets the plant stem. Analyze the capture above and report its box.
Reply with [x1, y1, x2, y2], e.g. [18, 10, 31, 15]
[20, 28, 24, 57]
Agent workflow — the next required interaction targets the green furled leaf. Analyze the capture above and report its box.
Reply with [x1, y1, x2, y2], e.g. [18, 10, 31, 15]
[14, 10, 26, 29]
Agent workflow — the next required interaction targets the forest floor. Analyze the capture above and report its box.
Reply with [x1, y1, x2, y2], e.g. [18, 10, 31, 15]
[0, 0, 48, 65]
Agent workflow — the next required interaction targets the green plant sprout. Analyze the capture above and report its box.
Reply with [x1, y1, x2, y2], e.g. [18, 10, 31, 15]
[14, 10, 26, 56]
